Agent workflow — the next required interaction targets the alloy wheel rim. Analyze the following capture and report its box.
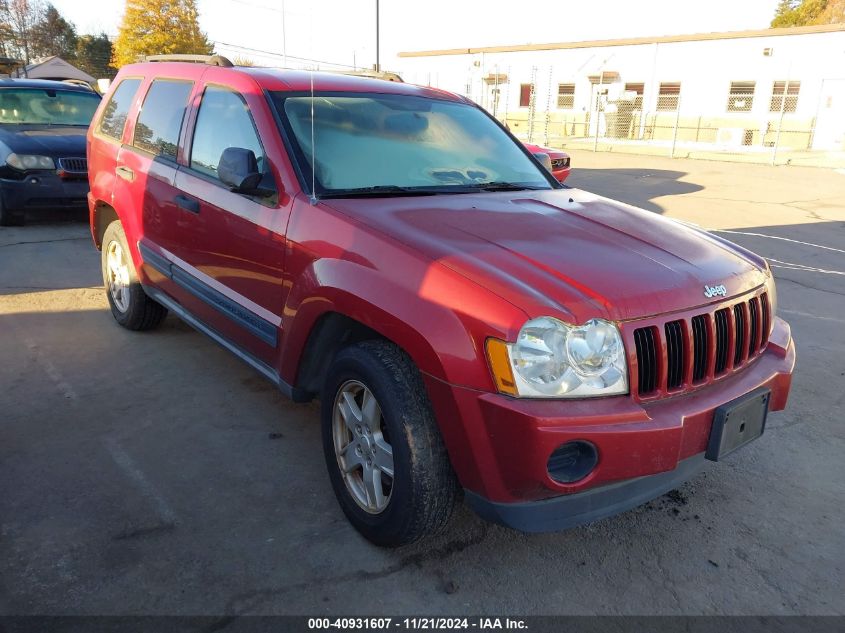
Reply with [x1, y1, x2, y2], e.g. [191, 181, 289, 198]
[332, 379, 394, 514]
[106, 240, 130, 313]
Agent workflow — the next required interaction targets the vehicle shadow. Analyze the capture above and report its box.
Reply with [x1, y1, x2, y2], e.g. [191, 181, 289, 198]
[567, 168, 704, 214]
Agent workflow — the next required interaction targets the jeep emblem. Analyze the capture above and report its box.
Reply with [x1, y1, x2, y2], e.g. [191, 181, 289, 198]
[704, 284, 727, 298]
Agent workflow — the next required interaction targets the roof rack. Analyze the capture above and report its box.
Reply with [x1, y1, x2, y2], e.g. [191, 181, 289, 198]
[335, 69, 404, 82]
[141, 54, 233, 67]
[62, 79, 96, 91]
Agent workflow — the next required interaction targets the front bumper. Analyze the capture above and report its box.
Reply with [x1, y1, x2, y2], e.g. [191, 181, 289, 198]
[1, 172, 89, 212]
[552, 166, 571, 183]
[466, 453, 707, 532]
[424, 317, 795, 531]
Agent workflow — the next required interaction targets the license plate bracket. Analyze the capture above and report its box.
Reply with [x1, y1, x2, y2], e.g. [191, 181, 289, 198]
[705, 387, 771, 462]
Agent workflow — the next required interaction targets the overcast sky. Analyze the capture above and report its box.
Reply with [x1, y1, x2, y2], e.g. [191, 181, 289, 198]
[50, 0, 782, 72]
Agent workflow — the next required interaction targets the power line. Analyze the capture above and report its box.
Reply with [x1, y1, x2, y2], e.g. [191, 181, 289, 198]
[224, 0, 307, 17]
[212, 40, 359, 69]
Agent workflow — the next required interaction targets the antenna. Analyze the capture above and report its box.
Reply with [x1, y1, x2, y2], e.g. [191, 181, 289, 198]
[309, 70, 317, 205]
[308, 3, 317, 205]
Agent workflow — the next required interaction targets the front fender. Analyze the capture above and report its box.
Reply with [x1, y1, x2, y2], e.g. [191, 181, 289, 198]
[279, 256, 528, 391]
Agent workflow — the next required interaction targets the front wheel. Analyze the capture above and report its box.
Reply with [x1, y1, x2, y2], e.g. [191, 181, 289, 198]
[321, 341, 458, 547]
[101, 221, 167, 330]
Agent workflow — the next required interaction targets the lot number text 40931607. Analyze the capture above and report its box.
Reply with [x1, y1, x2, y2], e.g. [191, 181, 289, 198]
[307, 617, 528, 630]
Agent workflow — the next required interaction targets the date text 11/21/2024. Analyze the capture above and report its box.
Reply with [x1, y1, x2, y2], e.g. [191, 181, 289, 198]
[307, 617, 528, 630]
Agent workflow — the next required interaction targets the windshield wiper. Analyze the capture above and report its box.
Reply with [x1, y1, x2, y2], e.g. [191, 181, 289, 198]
[319, 185, 440, 199]
[318, 182, 549, 199]
[465, 181, 547, 192]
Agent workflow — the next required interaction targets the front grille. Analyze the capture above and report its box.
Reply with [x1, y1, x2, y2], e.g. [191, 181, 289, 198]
[714, 308, 730, 375]
[633, 291, 771, 397]
[633, 327, 658, 395]
[761, 293, 770, 344]
[664, 320, 685, 390]
[691, 314, 709, 383]
[748, 297, 760, 356]
[733, 303, 746, 367]
[57, 157, 87, 173]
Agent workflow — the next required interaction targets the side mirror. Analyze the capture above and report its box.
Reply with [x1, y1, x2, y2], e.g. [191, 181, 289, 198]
[218, 147, 263, 193]
[533, 152, 553, 173]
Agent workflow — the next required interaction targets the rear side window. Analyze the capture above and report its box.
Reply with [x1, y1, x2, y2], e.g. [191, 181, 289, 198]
[98, 78, 141, 141]
[190, 86, 264, 179]
[133, 79, 193, 159]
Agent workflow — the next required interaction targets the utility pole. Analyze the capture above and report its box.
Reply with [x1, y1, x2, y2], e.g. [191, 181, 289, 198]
[375, 0, 380, 72]
[593, 68, 604, 152]
[281, 0, 287, 68]
[772, 57, 793, 166]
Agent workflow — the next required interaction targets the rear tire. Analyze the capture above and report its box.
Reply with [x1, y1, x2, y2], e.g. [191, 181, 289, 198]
[321, 340, 458, 547]
[101, 220, 167, 331]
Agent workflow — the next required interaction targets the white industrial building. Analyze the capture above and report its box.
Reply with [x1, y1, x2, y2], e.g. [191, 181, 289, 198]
[397, 24, 845, 153]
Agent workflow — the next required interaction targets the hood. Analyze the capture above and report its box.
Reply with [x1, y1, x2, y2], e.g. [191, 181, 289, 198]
[323, 188, 768, 323]
[0, 124, 87, 157]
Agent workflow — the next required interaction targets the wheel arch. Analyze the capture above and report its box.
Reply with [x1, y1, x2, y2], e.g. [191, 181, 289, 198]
[91, 200, 120, 250]
[293, 310, 387, 398]
[285, 293, 450, 400]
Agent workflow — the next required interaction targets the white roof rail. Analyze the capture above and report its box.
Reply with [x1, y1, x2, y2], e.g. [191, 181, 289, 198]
[141, 54, 233, 67]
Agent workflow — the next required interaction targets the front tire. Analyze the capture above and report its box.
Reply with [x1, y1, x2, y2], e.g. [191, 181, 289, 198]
[101, 221, 167, 331]
[321, 340, 458, 547]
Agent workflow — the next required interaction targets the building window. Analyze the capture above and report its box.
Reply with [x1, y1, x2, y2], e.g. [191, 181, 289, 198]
[657, 82, 680, 111]
[519, 83, 533, 108]
[624, 82, 645, 111]
[727, 81, 755, 112]
[556, 83, 575, 109]
[588, 72, 620, 85]
[770, 80, 800, 112]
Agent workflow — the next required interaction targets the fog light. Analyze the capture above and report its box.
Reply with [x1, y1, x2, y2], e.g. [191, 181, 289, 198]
[547, 441, 598, 483]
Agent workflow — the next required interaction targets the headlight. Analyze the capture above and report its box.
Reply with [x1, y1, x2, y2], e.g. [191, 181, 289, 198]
[486, 317, 628, 398]
[6, 153, 55, 170]
[764, 265, 777, 318]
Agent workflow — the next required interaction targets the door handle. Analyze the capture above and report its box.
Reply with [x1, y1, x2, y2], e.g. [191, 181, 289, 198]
[115, 166, 134, 182]
[174, 194, 200, 214]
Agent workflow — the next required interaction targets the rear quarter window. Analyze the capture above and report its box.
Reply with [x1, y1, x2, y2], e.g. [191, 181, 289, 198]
[132, 79, 193, 160]
[98, 78, 141, 141]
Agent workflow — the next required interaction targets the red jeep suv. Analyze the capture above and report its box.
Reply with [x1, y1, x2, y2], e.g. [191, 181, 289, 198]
[87, 56, 795, 547]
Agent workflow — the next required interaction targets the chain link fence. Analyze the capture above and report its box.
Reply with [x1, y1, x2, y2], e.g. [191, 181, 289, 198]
[462, 64, 841, 166]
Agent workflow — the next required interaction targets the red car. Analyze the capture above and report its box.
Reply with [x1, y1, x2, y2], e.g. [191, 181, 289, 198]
[524, 142, 571, 182]
[87, 57, 794, 546]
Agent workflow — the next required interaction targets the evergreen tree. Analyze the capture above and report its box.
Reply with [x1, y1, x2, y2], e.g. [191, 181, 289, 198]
[31, 3, 77, 61]
[76, 33, 116, 79]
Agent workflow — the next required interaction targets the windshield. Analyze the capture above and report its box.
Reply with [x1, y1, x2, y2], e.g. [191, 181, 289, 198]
[0, 88, 100, 126]
[273, 92, 553, 195]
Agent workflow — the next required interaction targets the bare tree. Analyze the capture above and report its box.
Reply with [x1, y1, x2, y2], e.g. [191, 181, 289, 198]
[0, 0, 45, 65]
